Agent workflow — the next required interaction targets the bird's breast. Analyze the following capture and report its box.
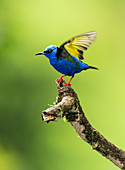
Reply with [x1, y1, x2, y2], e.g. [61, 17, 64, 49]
[50, 57, 81, 76]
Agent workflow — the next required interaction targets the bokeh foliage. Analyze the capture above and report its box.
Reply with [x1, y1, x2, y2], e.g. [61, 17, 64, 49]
[0, 0, 125, 169]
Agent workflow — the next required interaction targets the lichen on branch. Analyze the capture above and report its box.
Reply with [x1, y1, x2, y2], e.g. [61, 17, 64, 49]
[42, 79, 125, 169]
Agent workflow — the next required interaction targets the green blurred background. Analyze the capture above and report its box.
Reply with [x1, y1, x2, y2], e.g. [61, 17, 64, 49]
[0, 0, 125, 169]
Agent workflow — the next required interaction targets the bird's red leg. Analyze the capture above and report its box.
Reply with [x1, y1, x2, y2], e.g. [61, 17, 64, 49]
[63, 75, 74, 86]
[58, 75, 67, 84]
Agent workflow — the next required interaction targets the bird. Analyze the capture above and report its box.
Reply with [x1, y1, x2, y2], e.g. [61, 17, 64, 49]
[35, 31, 98, 86]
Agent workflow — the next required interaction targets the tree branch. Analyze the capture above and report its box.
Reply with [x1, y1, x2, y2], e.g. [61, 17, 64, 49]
[42, 79, 125, 169]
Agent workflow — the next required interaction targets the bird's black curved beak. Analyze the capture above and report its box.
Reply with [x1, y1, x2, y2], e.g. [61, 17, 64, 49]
[35, 52, 44, 56]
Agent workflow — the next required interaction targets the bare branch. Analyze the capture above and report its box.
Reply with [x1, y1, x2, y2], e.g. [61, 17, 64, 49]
[42, 79, 125, 169]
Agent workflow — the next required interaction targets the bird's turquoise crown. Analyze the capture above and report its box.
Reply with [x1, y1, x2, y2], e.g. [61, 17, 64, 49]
[44, 45, 57, 58]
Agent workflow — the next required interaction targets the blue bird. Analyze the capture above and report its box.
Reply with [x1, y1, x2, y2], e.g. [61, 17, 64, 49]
[36, 31, 98, 86]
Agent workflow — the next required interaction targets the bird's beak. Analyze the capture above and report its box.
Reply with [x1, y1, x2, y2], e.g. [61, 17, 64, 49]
[35, 52, 45, 56]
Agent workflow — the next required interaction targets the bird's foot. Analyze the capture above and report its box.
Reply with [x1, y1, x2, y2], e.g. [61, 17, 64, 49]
[63, 82, 71, 86]
[58, 75, 67, 84]
[63, 75, 74, 86]
[58, 77, 63, 84]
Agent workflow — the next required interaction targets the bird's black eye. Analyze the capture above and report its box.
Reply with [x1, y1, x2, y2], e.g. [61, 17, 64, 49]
[44, 49, 53, 54]
[48, 49, 53, 53]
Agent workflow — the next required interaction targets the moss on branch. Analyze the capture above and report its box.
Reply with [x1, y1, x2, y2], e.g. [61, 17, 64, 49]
[42, 79, 125, 169]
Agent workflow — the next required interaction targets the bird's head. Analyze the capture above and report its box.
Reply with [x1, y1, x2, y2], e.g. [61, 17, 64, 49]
[35, 45, 57, 59]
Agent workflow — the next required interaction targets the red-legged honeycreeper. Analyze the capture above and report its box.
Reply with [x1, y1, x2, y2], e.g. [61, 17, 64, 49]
[36, 31, 98, 86]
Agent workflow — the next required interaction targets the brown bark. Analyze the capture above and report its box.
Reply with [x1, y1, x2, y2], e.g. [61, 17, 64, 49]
[42, 79, 125, 169]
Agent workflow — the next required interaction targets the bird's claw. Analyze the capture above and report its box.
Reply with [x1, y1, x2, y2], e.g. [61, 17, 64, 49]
[63, 83, 71, 86]
[58, 75, 73, 86]
[58, 78, 62, 84]
[58, 75, 67, 84]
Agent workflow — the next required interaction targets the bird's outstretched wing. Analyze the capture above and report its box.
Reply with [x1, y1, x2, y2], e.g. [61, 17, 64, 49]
[60, 31, 97, 60]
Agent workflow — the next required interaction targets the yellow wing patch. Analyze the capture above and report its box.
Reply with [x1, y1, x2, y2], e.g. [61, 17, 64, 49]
[64, 31, 97, 60]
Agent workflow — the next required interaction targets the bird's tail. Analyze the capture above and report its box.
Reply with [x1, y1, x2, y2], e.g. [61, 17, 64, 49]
[89, 66, 99, 70]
